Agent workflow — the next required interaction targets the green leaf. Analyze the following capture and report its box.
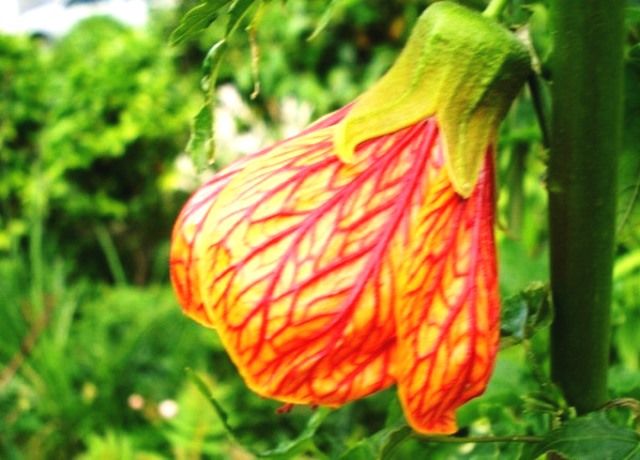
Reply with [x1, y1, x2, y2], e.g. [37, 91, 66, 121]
[383, 395, 406, 427]
[526, 3, 552, 72]
[226, 0, 258, 36]
[202, 39, 228, 78]
[256, 407, 331, 459]
[186, 104, 214, 170]
[340, 425, 413, 460]
[308, 0, 346, 41]
[170, 0, 231, 45]
[527, 413, 640, 460]
[186, 368, 240, 442]
[181, 0, 255, 169]
[187, 368, 332, 458]
[190, 40, 228, 168]
[500, 282, 552, 347]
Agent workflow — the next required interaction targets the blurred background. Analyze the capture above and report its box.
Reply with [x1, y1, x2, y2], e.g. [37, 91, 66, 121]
[1, 0, 638, 458]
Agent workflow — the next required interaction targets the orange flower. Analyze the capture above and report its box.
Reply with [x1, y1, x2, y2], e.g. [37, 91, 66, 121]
[170, 2, 530, 435]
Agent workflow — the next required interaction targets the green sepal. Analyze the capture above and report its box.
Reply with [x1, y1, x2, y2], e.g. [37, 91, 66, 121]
[333, 1, 530, 197]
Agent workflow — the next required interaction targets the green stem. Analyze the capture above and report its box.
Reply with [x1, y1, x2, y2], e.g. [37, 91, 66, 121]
[548, 1, 624, 413]
[482, 0, 509, 19]
[417, 434, 542, 444]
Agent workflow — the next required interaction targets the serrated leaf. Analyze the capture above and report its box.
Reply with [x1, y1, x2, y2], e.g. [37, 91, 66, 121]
[186, 104, 214, 170]
[527, 413, 640, 460]
[191, 41, 228, 167]
[171, 0, 230, 45]
[500, 282, 552, 347]
[256, 408, 330, 459]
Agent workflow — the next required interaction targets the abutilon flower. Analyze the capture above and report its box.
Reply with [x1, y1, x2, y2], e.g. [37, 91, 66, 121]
[170, 2, 530, 435]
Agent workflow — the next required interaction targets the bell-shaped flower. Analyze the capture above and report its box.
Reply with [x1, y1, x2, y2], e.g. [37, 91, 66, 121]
[170, 1, 530, 434]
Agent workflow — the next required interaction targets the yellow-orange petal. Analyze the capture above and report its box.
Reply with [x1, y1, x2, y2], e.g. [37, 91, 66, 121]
[169, 108, 347, 326]
[170, 160, 248, 327]
[393, 153, 499, 434]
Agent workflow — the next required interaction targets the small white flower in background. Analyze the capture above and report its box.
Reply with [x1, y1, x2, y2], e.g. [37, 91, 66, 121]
[215, 84, 270, 163]
[127, 394, 145, 411]
[217, 84, 255, 121]
[171, 153, 210, 192]
[158, 399, 179, 419]
[279, 96, 313, 138]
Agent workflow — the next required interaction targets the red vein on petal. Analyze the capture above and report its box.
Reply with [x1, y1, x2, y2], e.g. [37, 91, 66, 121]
[395, 152, 498, 434]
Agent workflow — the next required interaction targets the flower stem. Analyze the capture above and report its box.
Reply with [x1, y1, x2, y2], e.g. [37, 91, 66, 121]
[548, 0, 625, 413]
[482, 0, 509, 20]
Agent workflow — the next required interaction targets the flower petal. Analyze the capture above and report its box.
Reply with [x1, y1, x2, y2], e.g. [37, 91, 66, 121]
[170, 108, 349, 327]
[394, 154, 499, 434]
[170, 160, 248, 327]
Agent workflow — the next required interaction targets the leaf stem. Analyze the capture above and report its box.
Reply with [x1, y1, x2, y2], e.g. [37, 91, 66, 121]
[482, 0, 509, 20]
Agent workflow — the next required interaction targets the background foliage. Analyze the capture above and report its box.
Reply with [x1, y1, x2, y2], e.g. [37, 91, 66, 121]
[0, 0, 638, 458]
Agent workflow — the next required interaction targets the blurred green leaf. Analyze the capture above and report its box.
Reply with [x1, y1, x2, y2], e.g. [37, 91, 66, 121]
[340, 425, 412, 460]
[308, 0, 346, 41]
[188, 368, 333, 459]
[227, 0, 258, 35]
[171, 0, 231, 44]
[500, 282, 553, 347]
[527, 3, 552, 71]
[187, 104, 215, 169]
[527, 413, 640, 460]
[257, 408, 331, 458]
[183, 0, 257, 168]
[186, 368, 239, 442]
[202, 38, 228, 78]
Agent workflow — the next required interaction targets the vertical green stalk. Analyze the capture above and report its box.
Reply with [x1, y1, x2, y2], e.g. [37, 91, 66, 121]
[549, 1, 625, 412]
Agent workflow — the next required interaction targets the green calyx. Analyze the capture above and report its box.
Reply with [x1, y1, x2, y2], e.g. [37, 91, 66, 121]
[333, 1, 531, 197]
